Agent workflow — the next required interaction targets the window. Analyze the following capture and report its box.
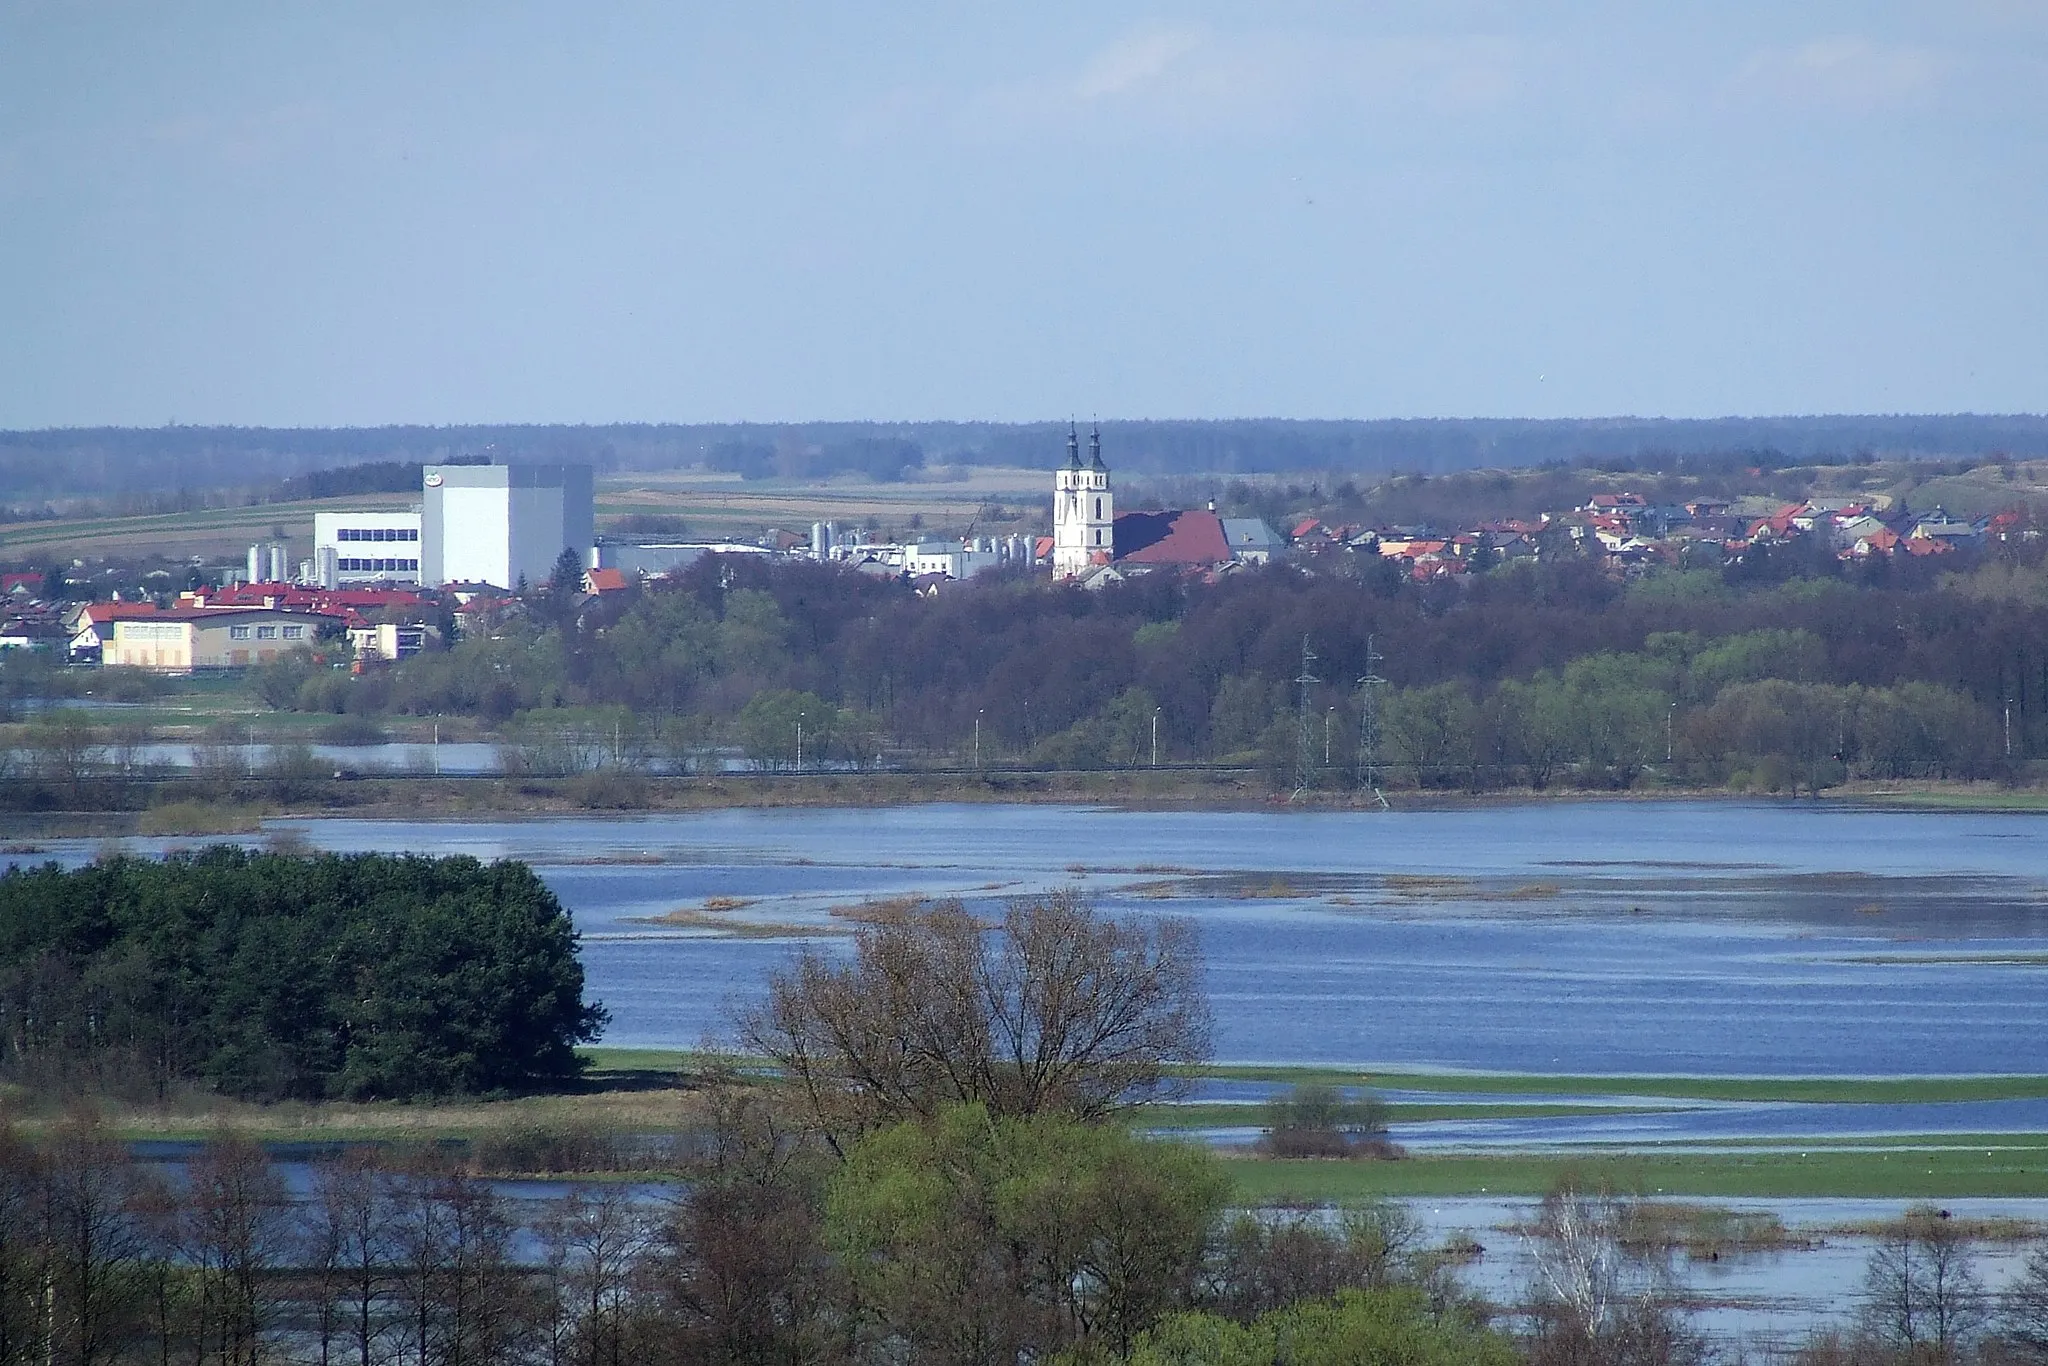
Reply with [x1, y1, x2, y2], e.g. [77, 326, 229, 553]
[1094, 498, 1102, 518]
[282, 625, 303, 639]
[256, 625, 277, 640]
[405, 528, 418, 541]
[229, 625, 251, 640]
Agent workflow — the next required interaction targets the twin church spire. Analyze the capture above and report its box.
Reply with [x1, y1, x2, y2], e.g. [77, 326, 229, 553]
[1052, 421, 1112, 579]
[1065, 421, 1104, 472]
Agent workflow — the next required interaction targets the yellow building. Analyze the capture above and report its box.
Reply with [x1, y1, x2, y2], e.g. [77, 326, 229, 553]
[106, 609, 338, 672]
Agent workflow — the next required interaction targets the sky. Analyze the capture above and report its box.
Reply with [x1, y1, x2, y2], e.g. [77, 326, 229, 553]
[1, 2, 2044, 428]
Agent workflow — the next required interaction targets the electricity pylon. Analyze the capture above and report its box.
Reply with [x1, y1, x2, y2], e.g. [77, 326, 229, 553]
[1355, 633, 1390, 808]
[1293, 635, 1319, 800]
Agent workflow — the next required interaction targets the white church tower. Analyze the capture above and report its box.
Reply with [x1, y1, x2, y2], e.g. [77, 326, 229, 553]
[1052, 423, 1112, 580]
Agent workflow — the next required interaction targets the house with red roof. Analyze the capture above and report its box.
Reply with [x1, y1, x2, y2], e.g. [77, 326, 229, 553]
[1049, 428, 1282, 580]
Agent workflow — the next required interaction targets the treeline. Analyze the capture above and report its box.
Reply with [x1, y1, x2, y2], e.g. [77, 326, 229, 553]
[0, 850, 603, 1101]
[708, 436, 926, 483]
[268, 547, 2048, 792]
[9, 415, 2048, 506]
[0, 1113, 1516, 1366]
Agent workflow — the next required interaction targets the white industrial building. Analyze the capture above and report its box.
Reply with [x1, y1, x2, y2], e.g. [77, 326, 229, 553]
[311, 510, 425, 587]
[420, 464, 594, 590]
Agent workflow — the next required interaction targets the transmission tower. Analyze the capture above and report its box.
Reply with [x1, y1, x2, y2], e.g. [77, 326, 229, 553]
[1355, 633, 1390, 809]
[1293, 635, 1320, 799]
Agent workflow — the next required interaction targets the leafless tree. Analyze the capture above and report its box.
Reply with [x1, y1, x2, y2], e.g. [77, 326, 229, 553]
[537, 1185, 651, 1366]
[738, 891, 1210, 1149]
[2000, 1240, 2048, 1361]
[387, 1155, 529, 1366]
[1862, 1204, 1988, 1362]
[177, 1134, 292, 1366]
[40, 1118, 150, 1366]
[1520, 1184, 1710, 1366]
[0, 1125, 50, 1365]
[634, 1083, 846, 1366]
[1208, 1202, 1424, 1320]
[305, 1148, 399, 1366]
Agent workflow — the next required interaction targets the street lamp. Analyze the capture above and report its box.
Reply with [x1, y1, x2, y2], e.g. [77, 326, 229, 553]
[1324, 707, 1334, 766]
[1151, 708, 1160, 767]
[796, 711, 805, 773]
[974, 709, 983, 771]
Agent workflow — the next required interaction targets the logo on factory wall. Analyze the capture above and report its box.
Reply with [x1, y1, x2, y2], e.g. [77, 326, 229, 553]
[425, 472, 444, 487]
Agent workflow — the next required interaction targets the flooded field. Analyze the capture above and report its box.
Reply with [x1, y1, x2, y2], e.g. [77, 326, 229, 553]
[11, 799, 2048, 1343]
[14, 800, 2048, 1084]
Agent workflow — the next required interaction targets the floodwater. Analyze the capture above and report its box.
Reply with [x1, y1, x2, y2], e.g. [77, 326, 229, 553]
[12, 801, 2048, 1081]
[11, 799, 2048, 1344]
[1407, 1194, 2048, 1353]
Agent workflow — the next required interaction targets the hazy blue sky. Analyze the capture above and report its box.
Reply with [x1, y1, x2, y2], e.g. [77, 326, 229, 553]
[2, 2, 2043, 427]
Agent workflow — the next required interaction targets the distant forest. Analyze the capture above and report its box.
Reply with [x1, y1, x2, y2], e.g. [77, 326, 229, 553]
[5, 414, 2048, 510]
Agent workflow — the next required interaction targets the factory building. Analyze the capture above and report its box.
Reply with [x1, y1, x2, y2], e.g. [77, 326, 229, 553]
[420, 464, 594, 590]
[311, 510, 425, 587]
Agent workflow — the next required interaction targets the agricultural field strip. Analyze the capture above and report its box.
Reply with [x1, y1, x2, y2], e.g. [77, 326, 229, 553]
[0, 494, 414, 551]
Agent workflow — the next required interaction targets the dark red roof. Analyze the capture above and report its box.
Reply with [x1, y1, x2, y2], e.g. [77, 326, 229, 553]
[1114, 511, 1232, 566]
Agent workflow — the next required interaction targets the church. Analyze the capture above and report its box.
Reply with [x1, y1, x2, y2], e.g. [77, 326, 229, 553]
[1050, 425, 1283, 582]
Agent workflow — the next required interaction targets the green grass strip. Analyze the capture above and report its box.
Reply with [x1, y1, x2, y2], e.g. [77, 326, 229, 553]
[1134, 1102, 1688, 1128]
[1223, 1148, 2048, 1201]
[1189, 1064, 2048, 1106]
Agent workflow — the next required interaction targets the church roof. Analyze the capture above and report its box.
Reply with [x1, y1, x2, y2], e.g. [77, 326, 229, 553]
[1114, 510, 1232, 565]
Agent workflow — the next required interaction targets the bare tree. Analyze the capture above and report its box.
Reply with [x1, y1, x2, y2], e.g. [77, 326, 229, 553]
[306, 1148, 399, 1366]
[635, 1083, 845, 1366]
[40, 1118, 150, 1366]
[388, 1156, 529, 1366]
[0, 1126, 50, 1365]
[1521, 1184, 1710, 1366]
[178, 1134, 291, 1366]
[2001, 1241, 2048, 1360]
[738, 891, 1210, 1148]
[1862, 1204, 1988, 1362]
[537, 1186, 651, 1366]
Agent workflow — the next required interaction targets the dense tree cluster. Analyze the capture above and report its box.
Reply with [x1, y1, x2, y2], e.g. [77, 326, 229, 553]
[0, 849, 604, 1101]
[276, 544, 2048, 792]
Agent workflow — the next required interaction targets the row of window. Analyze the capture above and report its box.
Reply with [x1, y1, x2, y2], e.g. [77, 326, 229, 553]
[227, 624, 305, 641]
[335, 527, 419, 542]
[339, 558, 419, 572]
